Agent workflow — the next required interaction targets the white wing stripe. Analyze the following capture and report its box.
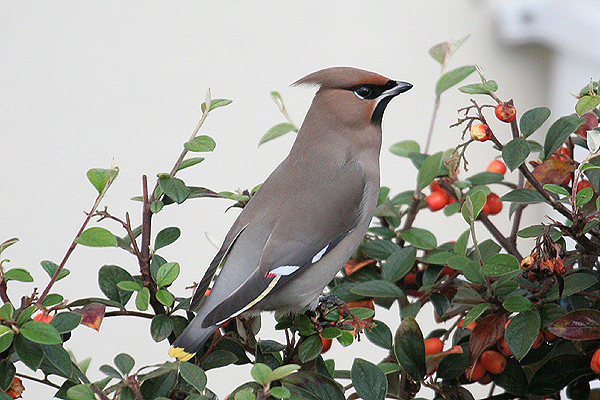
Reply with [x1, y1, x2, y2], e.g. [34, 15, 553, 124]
[311, 244, 329, 264]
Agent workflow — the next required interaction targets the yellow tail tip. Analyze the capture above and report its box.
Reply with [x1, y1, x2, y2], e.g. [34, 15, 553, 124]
[168, 345, 196, 361]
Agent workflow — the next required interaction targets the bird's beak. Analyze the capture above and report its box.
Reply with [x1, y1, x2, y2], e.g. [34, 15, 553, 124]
[387, 81, 413, 97]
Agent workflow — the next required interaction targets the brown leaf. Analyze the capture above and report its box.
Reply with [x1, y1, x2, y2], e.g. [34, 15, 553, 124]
[468, 312, 506, 366]
[344, 259, 377, 276]
[75, 302, 105, 331]
[525, 159, 575, 189]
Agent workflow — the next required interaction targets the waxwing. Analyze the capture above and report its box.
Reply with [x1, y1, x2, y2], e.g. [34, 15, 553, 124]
[169, 67, 412, 361]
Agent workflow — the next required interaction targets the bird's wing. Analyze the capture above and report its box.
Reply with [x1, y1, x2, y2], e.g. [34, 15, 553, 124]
[201, 160, 368, 327]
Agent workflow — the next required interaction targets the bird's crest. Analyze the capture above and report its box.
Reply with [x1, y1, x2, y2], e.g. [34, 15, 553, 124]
[293, 66, 390, 89]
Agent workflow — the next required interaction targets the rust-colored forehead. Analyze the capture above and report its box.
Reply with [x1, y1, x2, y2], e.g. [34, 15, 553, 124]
[293, 66, 390, 89]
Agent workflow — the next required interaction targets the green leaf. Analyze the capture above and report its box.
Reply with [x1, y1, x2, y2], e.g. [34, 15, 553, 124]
[0, 303, 13, 321]
[528, 355, 590, 396]
[394, 317, 426, 381]
[2, 268, 33, 282]
[155, 289, 174, 306]
[158, 176, 190, 204]
[502, 138, 530, 171]
[360, 239, 400, 259]
[98, 265, 135, 305]
[20, 321, 62, 344]
[16, 305, 36, 325]
[298, 334, 323, 363]
[462, 190, 486, 223]
[14, 335, 43, 371]
[113, 353, 135, 375]
[156, 262, 180, 287]
[234, 388, 256, 400]
[41, 260, 70, 281]
[0, 327, 13, 353]
[184, 135, 216, 152]
[382, 247, 417, 282]
[503, 296, 533, 312]
[481, 254, 520, 276]
[41, 293, 64, 307]
[0, 238, 18, 256]
[75, 227, 117, 247]
[150, 200, 164, 213]
[150, 314, 172, 342]
[50, 312, 83, 334]
[575, 186, 594, 207]
[179, 361, 207, 392]
[259, 123, 297, 146]
[201, 98, 232, 112]
[0, 361, 15, 392]
[417, 152, 444, 191]
[543, 184, 570, 196]
[350, 280, 405, 299]
[269, 387, 291, 399]
[435, 65, 476, 97]
[136, 287, 150, 311]
[177, 157, 205, 171]
[465, 171, 503, 186]
[576, 95, 600, 116]
[541, 115, 585, 161]
[154, 227, 181, 250]
[500, 188, 547, 204]
[117, 281, 142, 292]
[400, 228, 437, 250]
[505, 310, 541, 361]
[463, 303, 490, 328]
[365, 320, 393, 350]
[517, 225, 562, 240]
[282, 371, 345, 400]
[520, 107, 551, 138]
[67, 384, 96, 400]
[251, 363, 272, 385]
[454, 229, 470, 256]
[389, 140, 420, 157]
[351, 358, 387, 400]
[588, 129, 600, 153]
[458, 80, 498, 94]
[86, 167, 118, 194]
[545, 272, 596, 301]
[201, 349, 238, 371]
[268, 364, 301, 382]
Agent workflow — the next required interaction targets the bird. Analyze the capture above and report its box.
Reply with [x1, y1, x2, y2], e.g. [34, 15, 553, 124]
[169, 67, 412, 361]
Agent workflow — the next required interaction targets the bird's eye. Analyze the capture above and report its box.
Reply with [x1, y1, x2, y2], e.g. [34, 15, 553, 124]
[355, 86, 372, 99]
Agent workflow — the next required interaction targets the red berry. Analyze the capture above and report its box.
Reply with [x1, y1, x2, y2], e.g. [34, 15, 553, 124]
[471, 123, 492, 141]
[577, 180, 594, 193]
[429, 181, 445, 193]
[33, 313, 53, 324]
[424, 337, 444, 355]
[6, 377, 23, 399]
[480, 350, 507, 374]
[426, 191, 449, 211]
[465, 363, 486, 381]
[482, 193, 502, 216]
[495, 103, 517, 123]
[320, 336, 332, 353]
[550, 146, 570, 163]
[591, 348, 600, 373]
[486, 160, 507, 175]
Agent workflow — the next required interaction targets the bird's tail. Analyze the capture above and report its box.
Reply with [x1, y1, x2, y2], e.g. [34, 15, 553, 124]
[169, 317, 218, 361]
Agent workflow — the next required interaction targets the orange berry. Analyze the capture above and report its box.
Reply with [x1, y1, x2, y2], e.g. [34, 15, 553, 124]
[486, 160, 507, 175]
[424, 337, 444, 355]
[497, 337, 513, 357]
[426, 191, 449, 211]
[320, 336, 332, 353]
[458, 318, 476, 331]
[542, 330, 556, 342]
[465, 363, 486, 381]
[6, 377, 24, 399]
[531, 331, 544, 349]
[495, 103, 517, 123]
[33, 313, 53, 324]
[470, 123, 492, 141]
[480, 350, 506, 374]
[591, 348, 600, 374]
[429, 181, 445, 193]
[550, 146, 570, 163]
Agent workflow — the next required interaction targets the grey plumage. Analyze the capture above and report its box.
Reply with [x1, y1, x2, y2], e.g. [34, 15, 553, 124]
[169, 67, 412, 361]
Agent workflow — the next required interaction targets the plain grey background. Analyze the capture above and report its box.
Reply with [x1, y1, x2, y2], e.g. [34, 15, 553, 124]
[2, 1, 597, 398]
